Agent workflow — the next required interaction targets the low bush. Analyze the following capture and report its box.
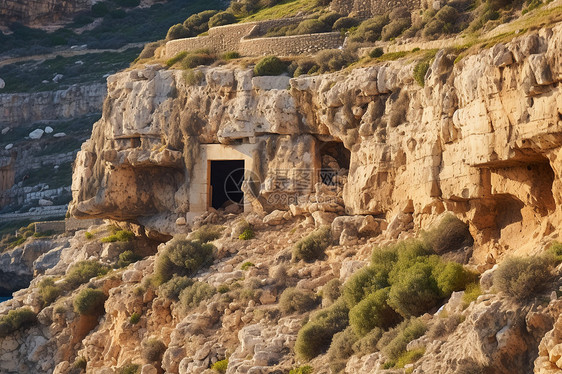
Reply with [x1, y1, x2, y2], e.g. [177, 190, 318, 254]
[349, 15, 389, 42]
[548, 241, 562, 262]
[239, 228, 255, 240]
[117, 250, 142, 268]
[381, 18, 411, 41]
[369, 47, 384, 58]
[182, 51, 216, 69]
[129, 312, 141, 324]
[352, 327, 383, 356]
[292, 19, 330, 35]
[342, 266, 389, 308]
[314, 50, 356, 72]
[396, 347, 425, 368]
[295, 299, 349, 360]
[328, 326, 358, 360]
[0, 308, 37, 337]
[166, 51, 188, 67]
[166, 24, 191, 40]
[208, 11, 237, 28]
[222, 51, 241, 60]
[72, 357, 87, 370]
[241, 261, 255, 270]
[184, 69, 205, 85]
[153, 237, 214, 285]
[319, 12, 343, 28]
[333, 17, 360, 31]
[66, 260, 110, 288]
[38, 277, 62, 306]
[378, 318, 427, 361]
[423, 214, 473, 254]
[413, 60, 430, 87]
[436, 5, 459, 23]
[211, 359, 228, 373]
[349, 288, 401, 336]
[91, 2, 110, 18]
[292, 226, 332, 262]
[73, 288, 107, 315]
[85, 231, 94, 240]
[142, 339, 166, 363]
[192, 225, 224, 243]
[138, 41, 162, 60]
[101, 229, 134, 243]
[427, 313, 462, 339]
[462, 282, 481, 307]
[159, 275, 193, 300]
[184, 10, 219, 35]
[254, 56, 286, 76]
[493, 256, 552, 300]
[434, 262, 477, 297]
[289, 366, 313, 374]
[118, 364, 140, 374]
[279, 287, 318, 315]
[179, 281, 216, 310]
[322, 278, 342, 305]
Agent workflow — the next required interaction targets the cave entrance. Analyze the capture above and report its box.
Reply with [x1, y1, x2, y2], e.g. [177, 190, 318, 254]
[208, 160, 245, 210]
[318, 141, 351, 186]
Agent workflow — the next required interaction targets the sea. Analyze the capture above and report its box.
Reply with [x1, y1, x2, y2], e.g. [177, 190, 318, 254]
[0, 296, 12, 304]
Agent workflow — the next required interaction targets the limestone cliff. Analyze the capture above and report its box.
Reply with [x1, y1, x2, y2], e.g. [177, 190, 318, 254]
[0, 0, 94, 28]
[71, 24, 562, 264]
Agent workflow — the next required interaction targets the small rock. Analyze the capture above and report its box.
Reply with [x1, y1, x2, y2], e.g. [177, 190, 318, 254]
[53, 132, 66, 138]
[176, 216, 187, 226]
[141, 364, 158, 374]
[52, 74, 63, 83]
[44, 126, 53, 134]
[1, 127, 10, 135]
[122, 270, 143, 283]
[38, 199, 53, 206]
[29, 129, 44, 139]
[5, 144, 13, 150]
[42, 80, 49, 84]
[263, 210, 286, 225]
[0, 78, 4, 89]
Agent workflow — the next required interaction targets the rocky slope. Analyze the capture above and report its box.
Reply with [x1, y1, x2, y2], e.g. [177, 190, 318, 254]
[0, 13, 562, 374]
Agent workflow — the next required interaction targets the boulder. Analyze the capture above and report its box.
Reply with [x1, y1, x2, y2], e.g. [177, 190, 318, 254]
[29, 129, 44, 139]
[263, 210, 286, 225]
[44, 126, 53, 134]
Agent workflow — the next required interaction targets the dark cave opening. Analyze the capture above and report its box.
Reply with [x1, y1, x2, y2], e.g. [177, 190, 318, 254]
[209, 160, 244, 210]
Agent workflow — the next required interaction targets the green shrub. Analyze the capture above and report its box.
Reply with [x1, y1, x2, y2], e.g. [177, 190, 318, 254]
[118, 363, 140, 374]
[493, 256, 552, 300]
[239, 228, 255, 240]
[211, 359, 228, 373]
[254, 56, 286, 76]
[314, 49, 356, 72]
[319, 12, 343, 28]
[378, 318, 427, 361]
[381, 18, 411, 41]
[182, 51, 216, 69]
[462, 282, 481, 307]
[328, 326, 358, 360]
[38, 277, 62, 306]
[166, 23, 191, 40]
[352, 327, 383, 356]
[289, 366, 313, 374]
[72, 357, 87, 370]
[129, 312, 141, 324]
[342, 266, 389, 308]
[241, 261, 255, 270]
[292, 226, 332, 262]
[114, 0, 140, 7]
[349, 288, 401, 336]
[160, 275, 193, 300]
[350, 15, 389, 42]
[435, 5, 458, 23]
[153, 237, 214, 285]
[192, 225, 224, 243]
[183, 9, 219, 35]
[166, 51, 188, 67]
[184, 69, 205, 85]
[73, 288, 107, 315]
[434, 262, 476, 297]
[279, 287, 318, 315]
[295, 299, 349, 360]
[0, 308, 37, 337]
[66, 260, 110, 288]
[423, 19, 445, 38]
[142, 339, 166, 363]
[101, 229, 134, 243]
[222, 51, 241, 60]
[413, 60, 430, 87]
[91, 2, 110, 17]
[333, 17, 360, 30]
[388, 262, 441, 317]
[85, 231, 94, 240]
[292, 19, 329, 35]
[322, 278, 342, 305]
[422, 214, 473, 254]
[208, 11, 237, 28]
[548, 241, 562, 262]
[179, 281, 216, 309]
[117, 250, 142, 268]
[396, 347, 425, 368]
[369, 47, 384, 58]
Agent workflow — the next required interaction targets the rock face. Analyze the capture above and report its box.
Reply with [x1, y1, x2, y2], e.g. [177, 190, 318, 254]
[0, 0, 93, 28]
[0, 84, 106, 127]
[71, 24, 562, 263]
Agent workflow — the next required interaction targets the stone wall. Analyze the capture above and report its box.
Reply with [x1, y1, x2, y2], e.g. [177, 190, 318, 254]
[164, 18, 344, 58]
[0, 83, 106, 127]
[65, 217, 103, 231]
[34, 220, 65, 233]
[330, 0, 422, 18]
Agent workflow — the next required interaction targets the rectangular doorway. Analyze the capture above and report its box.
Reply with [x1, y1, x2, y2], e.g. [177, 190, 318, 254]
[208, 160, 245, 210]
